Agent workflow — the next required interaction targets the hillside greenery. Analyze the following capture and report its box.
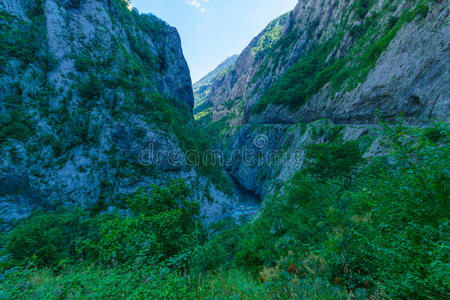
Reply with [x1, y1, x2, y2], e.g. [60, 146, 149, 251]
[251, 13, 289, 60]
[1, 122, 448, 299]
[252, 0, 432, 114]
[0, 0, 232, 194]
[0, 0, 448, 298]
[193, 55, 238, 122]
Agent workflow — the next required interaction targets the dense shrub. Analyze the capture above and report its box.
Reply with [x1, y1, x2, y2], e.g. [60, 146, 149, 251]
[127, 180, 201, 259]
[2, 180, 202, 269]
[190, 218, 241, 273]
[305, 140, 363, 181]
[75, 180, 201, 267]
[4, 209, 92, 266]
[77, 74, 103, 102]
[252, 40, 336, 113]
[354, 0, 376, 19]
[1, 120, 448, 299]
[0, 114, 35, 142]
[0, 9, 47, 68]
[341, 122, 450, 298]
[235, 122, 449, 298]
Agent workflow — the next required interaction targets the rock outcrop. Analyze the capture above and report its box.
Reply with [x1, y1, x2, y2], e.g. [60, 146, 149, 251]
[204, 0, 449, 198]
[0, 0, 234, 222]
[193, 55, 238, 120]
[209, 0, 449, 125]
[208, 13, 289, 123]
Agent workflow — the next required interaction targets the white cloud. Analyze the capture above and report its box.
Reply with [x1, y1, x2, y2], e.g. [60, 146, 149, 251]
[186, 0, 201, 8]
[185, 0, 209, 12]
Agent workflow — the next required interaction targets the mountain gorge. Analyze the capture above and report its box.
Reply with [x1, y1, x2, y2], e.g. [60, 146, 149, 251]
[197, 0, 449, 198]
[1, 0, 449, 298]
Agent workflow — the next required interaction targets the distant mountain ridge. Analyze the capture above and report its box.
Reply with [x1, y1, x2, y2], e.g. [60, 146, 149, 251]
[193, 55, 238, 120]
[194, 55, 239, 89]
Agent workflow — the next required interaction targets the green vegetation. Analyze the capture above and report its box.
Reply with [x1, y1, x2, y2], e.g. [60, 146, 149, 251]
[193, 87, 213, 122]
[0, 111, 35, 142]
[252, 38, 344, 113]
[0, 263, 355, 299]
[4, 208, 95, 267]
[1, 0, 447, 299]
[251, 13, 288, 60]
[194, 107, 212, 121]
[252, 0, 432, 114]
[305, 140, 362, 181]
[108, 0, 168, 73]
[1, 122, 448, 299]
[193, 55, 238, 122]
[0, 9, 48, 143]
[0, 10, 47, 67]
[354, 0, 377, 19]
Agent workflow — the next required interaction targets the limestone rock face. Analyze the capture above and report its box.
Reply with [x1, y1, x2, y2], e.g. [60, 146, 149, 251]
[205, 0, 449, 197]
[255, 1, 450, 125]
[0, 0, 34, 19]
[208, 13, 289, 122]
[193, 55, 238, 119]
[0, 0, 231, 222]
[209, 0, 448, 125]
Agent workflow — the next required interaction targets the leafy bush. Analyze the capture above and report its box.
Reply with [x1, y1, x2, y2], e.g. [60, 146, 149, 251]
[341, 122, 450, 298]
[77, 74, 103, 102]
[1, 123, 448, 299]
[0, 9, 47, 66]
[74, 55, 94, 72]
[4, 209, 92, 266]
[128, 180, 201, 258]
[354, 0, 376, 19]
[85, 215, 158, 264]
[202, 122, 449, 298]
[0, 263, 194, 299]
[0, 115, 35, 142]
[305, 141, 362, 181]
[190, 218, 241, 273]
[252, 41, 334, 113]
[77, 180, 202, 267]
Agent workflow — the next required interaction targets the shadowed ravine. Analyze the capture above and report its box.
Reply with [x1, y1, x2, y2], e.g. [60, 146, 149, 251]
[0, 0, 448, 298]
[230, 175, 261, 223]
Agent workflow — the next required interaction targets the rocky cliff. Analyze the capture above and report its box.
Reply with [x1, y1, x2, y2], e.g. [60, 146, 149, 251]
[204, 0, 449, 198]
[0, 0, 235, 222]
[193, 55, 238, 121]
[208, 13, 289, 123]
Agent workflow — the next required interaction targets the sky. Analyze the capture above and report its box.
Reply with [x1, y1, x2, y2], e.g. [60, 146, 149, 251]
[130, 0, 298, 83]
